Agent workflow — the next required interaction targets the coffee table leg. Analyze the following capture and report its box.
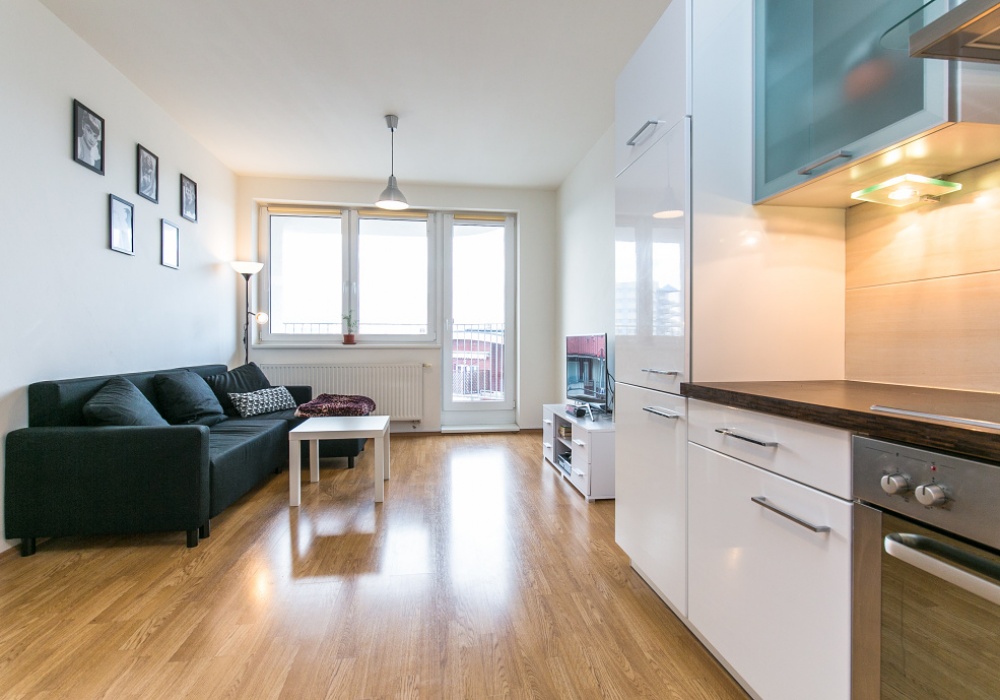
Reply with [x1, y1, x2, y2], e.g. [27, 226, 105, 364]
[289, 439, 302, 507]
[374, 433, 385, 503]
[384, 429, 391, 480]
[309, 439, 320, 482]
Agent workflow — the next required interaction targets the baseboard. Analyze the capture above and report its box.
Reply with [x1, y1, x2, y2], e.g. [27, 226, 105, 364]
[440, 424, 520, 434]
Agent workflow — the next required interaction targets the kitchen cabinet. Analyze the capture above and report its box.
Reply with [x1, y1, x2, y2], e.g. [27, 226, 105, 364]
[614, 0, 689, 175]
[688, 442, 852, 700]
[687, 401, 853, 700]
[614, 385, 687, 615]
[754, 0, 1000, 206]
[614, 117, 689, 392]
[754, 0, 949, 203]
[542, 405, 614, 501]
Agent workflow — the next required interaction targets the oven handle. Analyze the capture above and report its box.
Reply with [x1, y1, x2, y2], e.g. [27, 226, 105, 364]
[885, 533, 1000, 606]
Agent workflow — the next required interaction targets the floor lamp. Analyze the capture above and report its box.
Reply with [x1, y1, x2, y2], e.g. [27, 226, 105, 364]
[231, 261, 268, 365]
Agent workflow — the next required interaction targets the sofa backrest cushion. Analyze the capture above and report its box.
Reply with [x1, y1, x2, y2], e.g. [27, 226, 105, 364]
[28, 364, 228, 427]
[82, 377, 170, 426]
[154, 371, 227, 426]
[204, 362, 273, 416]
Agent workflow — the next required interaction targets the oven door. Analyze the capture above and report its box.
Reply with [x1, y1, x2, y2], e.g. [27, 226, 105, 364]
[877, 511, 1000, 700]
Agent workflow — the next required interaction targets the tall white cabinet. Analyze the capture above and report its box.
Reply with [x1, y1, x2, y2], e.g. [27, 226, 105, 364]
[613, 0, 691, 617]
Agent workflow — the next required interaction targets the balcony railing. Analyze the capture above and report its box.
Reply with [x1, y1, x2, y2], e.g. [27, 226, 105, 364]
[451, 323, 505, 402]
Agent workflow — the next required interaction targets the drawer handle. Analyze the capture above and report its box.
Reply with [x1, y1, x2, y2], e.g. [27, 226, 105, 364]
[797, 149, 852, 175]
[643, 406, 680, 420]
[751, 496, 830, 533]
[715, 428, 777, 448]
[626, 120, 663, 146]
[542, 442, 552, 449]
[572, 439, 587, 447]
[573, 469, 585, 478]
[641, 368, 680, 376]
[884, 533, 1000, 606]
[543, 419, 552, 425]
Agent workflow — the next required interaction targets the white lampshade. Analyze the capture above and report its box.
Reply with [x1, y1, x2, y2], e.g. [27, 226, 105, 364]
[231, 261, 264, 276]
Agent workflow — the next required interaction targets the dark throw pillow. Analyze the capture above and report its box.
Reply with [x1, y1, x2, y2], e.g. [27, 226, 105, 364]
[228, 386, 297, 418]
[82, 376, 169, 427]
[153, 371, 227, 426]
[205, 362, 272, 416]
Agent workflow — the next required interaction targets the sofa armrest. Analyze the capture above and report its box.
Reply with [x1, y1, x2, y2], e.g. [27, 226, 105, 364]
[4, 425, 210, 540]
[285, 385, 312, 404]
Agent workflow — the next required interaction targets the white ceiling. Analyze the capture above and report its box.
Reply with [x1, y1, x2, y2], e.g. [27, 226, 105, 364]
[39, 0, 671, 189]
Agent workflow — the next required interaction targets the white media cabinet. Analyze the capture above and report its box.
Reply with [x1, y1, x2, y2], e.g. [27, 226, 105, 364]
[541, 404, 615, 501]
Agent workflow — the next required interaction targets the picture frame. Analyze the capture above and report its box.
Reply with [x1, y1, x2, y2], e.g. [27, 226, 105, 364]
[73, 99, 104, 175]
[109, 194, 134, 256]
[137, 144, 159, 203]
[180, 174, 198, 222]
[161, 219, 179, 268]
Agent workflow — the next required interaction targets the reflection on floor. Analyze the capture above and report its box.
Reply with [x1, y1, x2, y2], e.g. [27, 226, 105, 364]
[0, 432, 747, 699]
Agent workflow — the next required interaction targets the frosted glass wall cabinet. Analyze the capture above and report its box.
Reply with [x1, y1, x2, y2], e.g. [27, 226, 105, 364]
[754, 0, 1000, 206]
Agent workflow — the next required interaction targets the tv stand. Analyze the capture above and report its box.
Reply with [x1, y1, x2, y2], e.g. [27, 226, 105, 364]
[541, 404, 615, 501]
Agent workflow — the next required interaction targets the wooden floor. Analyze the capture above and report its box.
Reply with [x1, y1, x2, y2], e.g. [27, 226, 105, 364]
[0, 433, 747, 699]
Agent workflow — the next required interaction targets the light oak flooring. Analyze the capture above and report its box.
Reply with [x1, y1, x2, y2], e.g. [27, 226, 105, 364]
[0, 432, 747, 699]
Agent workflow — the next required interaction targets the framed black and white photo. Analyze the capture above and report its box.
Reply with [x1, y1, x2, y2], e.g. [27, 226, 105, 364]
[180, 174, 198, 222]
[137, 144, 158, 203]
[109, 194, 134, 255]
[161, 219, 179, 268]
[73, 100, 104, 175]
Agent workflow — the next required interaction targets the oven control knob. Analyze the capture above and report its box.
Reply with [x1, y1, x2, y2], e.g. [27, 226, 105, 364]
[915, 483, 947, 507]
[880, 473, 909, 495]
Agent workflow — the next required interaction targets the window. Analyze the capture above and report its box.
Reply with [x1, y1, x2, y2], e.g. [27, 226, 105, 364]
[260, 205, 436, 343]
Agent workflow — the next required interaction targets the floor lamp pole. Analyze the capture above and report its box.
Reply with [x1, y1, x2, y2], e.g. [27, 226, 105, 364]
[241, 273, 251, 365]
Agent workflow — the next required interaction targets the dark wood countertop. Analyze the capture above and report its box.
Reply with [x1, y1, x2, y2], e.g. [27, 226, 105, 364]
[680, 380, 1000, 464]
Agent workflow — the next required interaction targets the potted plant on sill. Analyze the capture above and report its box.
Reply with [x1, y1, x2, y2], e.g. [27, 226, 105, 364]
[342, 312, 358, 345]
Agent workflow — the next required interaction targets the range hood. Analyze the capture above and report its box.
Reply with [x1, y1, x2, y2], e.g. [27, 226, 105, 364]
[910, 0, 1000, 64]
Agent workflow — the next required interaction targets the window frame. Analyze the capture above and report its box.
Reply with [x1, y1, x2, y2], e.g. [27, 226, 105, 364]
[257, 203, 442, 347]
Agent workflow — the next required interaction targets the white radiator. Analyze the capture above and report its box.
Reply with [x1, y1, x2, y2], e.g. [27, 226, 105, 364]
[259, 364, 424, 421]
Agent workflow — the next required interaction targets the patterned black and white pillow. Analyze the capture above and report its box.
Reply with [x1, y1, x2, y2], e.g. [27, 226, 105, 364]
[228, 386, 297, 418]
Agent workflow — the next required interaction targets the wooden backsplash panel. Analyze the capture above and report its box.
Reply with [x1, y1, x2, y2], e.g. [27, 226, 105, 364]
[846, 160, 1000, 289]
[846, 271, 1000, 391]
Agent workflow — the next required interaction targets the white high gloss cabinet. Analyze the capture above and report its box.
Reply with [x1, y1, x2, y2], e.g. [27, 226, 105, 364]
[614, 0, 690, 175]
[614, 385, 687, 615]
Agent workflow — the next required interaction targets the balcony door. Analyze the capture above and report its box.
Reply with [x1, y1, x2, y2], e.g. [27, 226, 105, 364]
[441, 214, 516, 430]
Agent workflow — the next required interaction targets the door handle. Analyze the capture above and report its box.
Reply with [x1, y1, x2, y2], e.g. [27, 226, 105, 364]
[797, 149, 852, 175]
[885, 533, 1000, 606]
[626, 120, 663, 146]
[715, 428, 777, 447]
[752, 496, 830, 533]
[643, 406, 680, 420]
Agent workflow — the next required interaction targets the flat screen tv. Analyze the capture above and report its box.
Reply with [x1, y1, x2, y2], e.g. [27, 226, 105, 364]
[566, 333, 610, 412]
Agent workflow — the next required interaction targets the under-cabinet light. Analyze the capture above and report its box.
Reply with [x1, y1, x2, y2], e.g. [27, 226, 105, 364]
[850, 174, 962, 207]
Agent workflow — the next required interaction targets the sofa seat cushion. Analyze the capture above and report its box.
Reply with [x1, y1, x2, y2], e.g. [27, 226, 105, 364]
[205, 363, 272, 417]
[154, 371, 227, 426]
[82, 377, 169, 427]
[206, 418, 286, 517]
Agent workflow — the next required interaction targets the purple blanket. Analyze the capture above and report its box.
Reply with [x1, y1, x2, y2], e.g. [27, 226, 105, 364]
[294, 393, 376, 417]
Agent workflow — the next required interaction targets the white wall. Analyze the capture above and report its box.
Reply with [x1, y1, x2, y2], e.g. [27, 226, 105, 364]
[0, 0, 238, 554]
[235, 176, 559, 431]
[556, 127, 616, 398]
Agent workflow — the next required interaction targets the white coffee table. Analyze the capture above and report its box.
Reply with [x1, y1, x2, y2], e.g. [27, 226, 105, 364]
[288, 415, 391, 506]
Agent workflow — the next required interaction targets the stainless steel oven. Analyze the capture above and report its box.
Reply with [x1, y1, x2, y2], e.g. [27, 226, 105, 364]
[853, 436, 1000, 700]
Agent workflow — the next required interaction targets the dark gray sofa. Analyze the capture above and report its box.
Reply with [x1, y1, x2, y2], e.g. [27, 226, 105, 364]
[3, 363, 363, 556]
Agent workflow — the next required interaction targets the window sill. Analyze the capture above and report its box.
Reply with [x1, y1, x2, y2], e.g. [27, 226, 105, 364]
[255, 341, 441, 351]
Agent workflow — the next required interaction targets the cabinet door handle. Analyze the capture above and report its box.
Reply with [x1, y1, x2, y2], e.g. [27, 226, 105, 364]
[797, 149, 852, 175]
[542, 442, 552, 449]
[572, 439, 587, 448]
[543, 419, 552, 425]
[884, 533, 1000, 606]
[751, 496, 830, 533]
[641, 368, 680, 376]
[626, 120, 663, 146]
[573, 469, 586, 478]
[715, 428, 777, 447]
[643, 406, 681, 420]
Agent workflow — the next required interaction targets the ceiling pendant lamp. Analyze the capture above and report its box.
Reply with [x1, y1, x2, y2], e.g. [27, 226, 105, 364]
[375, 114, 409, 210]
